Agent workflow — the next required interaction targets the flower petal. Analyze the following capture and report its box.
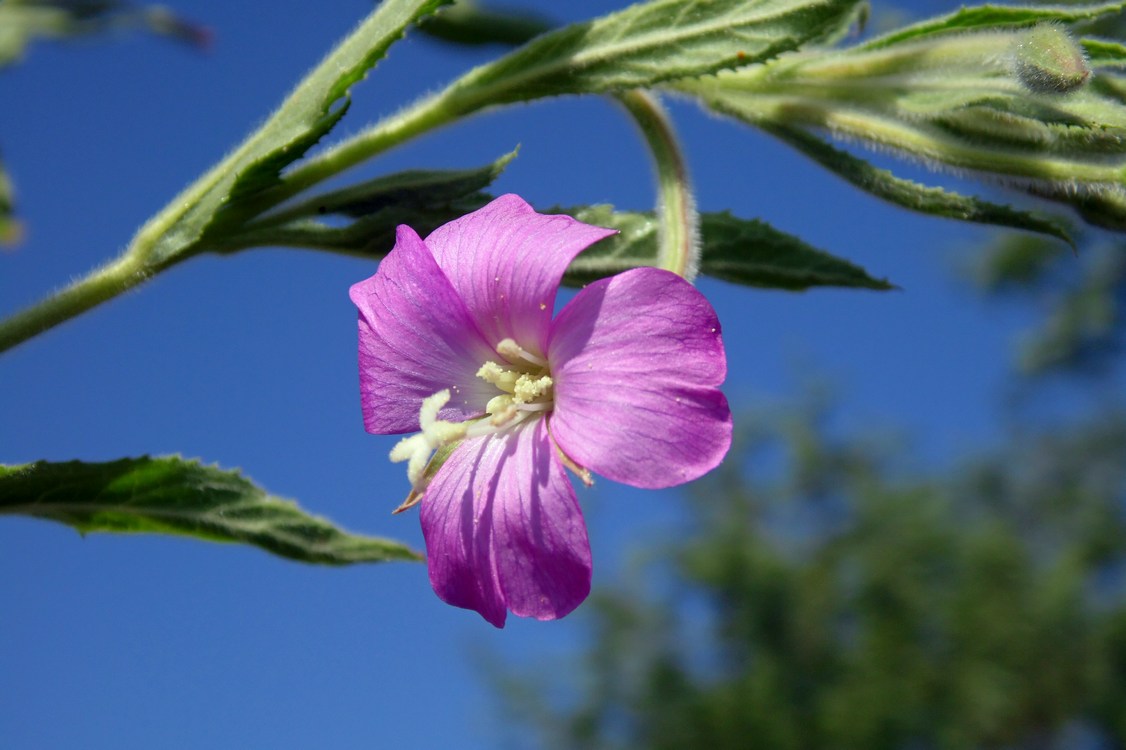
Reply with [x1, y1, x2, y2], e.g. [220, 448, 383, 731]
[548, 267, 732, 488]
[424, 194, 616, 355]
[420, 418, 592, 628]
[349, 225, 499, 434]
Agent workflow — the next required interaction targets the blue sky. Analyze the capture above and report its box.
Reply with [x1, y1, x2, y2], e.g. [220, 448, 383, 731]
[0, 1, 1065, 747]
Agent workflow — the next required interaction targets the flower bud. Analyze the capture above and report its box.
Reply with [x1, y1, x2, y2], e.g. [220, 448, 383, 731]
[1011, 24, 1090, 95]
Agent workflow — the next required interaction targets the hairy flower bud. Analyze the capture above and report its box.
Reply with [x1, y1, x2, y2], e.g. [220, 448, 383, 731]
[676, 18, 1126, 232]
[1011, 24, 1090, 95]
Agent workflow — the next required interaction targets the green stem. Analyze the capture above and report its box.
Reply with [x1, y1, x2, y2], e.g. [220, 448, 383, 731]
[0, 252, 151, 353]
[616, 90, 699, 281]
[0, 0, 451, 354]
[297, 97, 458, 196]
[253, 89, 489, 215]
[0, 76, 499, 356]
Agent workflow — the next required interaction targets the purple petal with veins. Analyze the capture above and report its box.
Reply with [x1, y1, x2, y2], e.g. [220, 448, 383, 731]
[350, 225, 498, 434]
[421, 419, 591, 627]
[351, 196, 731, 627]
[548, 267, 732, 489]
[424, 194, 616, 354]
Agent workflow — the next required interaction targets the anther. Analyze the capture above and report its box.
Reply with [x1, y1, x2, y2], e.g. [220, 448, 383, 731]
[496, 338, 547, 368]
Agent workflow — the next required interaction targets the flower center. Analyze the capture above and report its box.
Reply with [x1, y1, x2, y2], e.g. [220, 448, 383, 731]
[388, 338, 554, 511]
[474, 338, 555, 426]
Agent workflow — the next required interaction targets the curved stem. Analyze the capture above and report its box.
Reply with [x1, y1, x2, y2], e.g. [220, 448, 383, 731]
[0, 252, 151, 354]
[616, 90, 699, 281]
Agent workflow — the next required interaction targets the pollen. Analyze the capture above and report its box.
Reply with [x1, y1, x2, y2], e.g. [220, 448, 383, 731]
[477, 361, 519, 392]
[496, 338, 547, 368]
[513, 373, 552, 404]
[477, 340, 555, 414]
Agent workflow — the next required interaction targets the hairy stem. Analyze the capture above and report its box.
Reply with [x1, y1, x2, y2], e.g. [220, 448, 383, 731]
[616, 90, 699, 281]
[0, 252, 151, 353]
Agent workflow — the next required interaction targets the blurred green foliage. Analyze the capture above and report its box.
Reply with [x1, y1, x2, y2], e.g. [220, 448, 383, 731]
[0, 0, 209, 68]
[970, 234, 1126, 376]
[498, 400, 1126, 748]
[497, 206, 1126, 746]
[0, 152, 19, 246]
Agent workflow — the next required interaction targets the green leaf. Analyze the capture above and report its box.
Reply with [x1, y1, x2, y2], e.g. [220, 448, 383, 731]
[206, 0, 451, 229]
[1063, 189, 1126, 232]
[697, 211, 894, 291]
[238, 192, 889, 291]
[970, 234, 1066, 291]
[418, 0, 553, 47]
[277, 150, 514, 219]
[216, 200, 491, 258]
[272, 0, 862, 212]
[454, 0, 863, 103]
[1083, 38, 1126, 68]
[213, 155, 511, 256]
[0, 456, 422, 565]
[139, 0, 450, 266]
[561, 207, 663, 283]
[561, 205, 893, 291]
[680, 25, 1126, 233]
[862, 0, 1126, 51]
[765, 125, 1075, 246]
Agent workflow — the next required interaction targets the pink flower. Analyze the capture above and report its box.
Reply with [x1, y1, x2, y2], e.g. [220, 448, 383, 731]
[349, 194, 732, 627]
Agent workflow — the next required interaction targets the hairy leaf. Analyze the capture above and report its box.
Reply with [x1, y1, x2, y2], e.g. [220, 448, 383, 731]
[216, 200, 490, 258]
[1065, 189, 1126, 232]
[453, 0, 863, 103]
[0, 457, 422, 565]
[277, 151, 514, 219]
[208, 0, 451, 227]
[1083, 38, 1126, 68]
[862, 0, 1126, 50]
[213, 156, 511, 255]
[231, 193, 889, 291]
[765, 125, 1074, 246]
[139, 0, 449, 266]
[698, 211, 893, 291]
[561, 207, 663, 283]
[681, 24, 1126, 232]
[562, 205, 893, 291]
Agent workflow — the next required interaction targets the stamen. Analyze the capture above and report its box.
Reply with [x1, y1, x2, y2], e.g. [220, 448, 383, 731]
[485, 394, 514, 415]
[513, 373, 552, 404]
[465, 421, 492, 439]
[490, 404, 519, 426]
[546, 422, 594, 488]
[476, 343, 555, 409]
[465, 404, 539, 439]
[556, 446, 594, 488]
[477, 361, 518, 393]
[496, 338, 547, 368]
